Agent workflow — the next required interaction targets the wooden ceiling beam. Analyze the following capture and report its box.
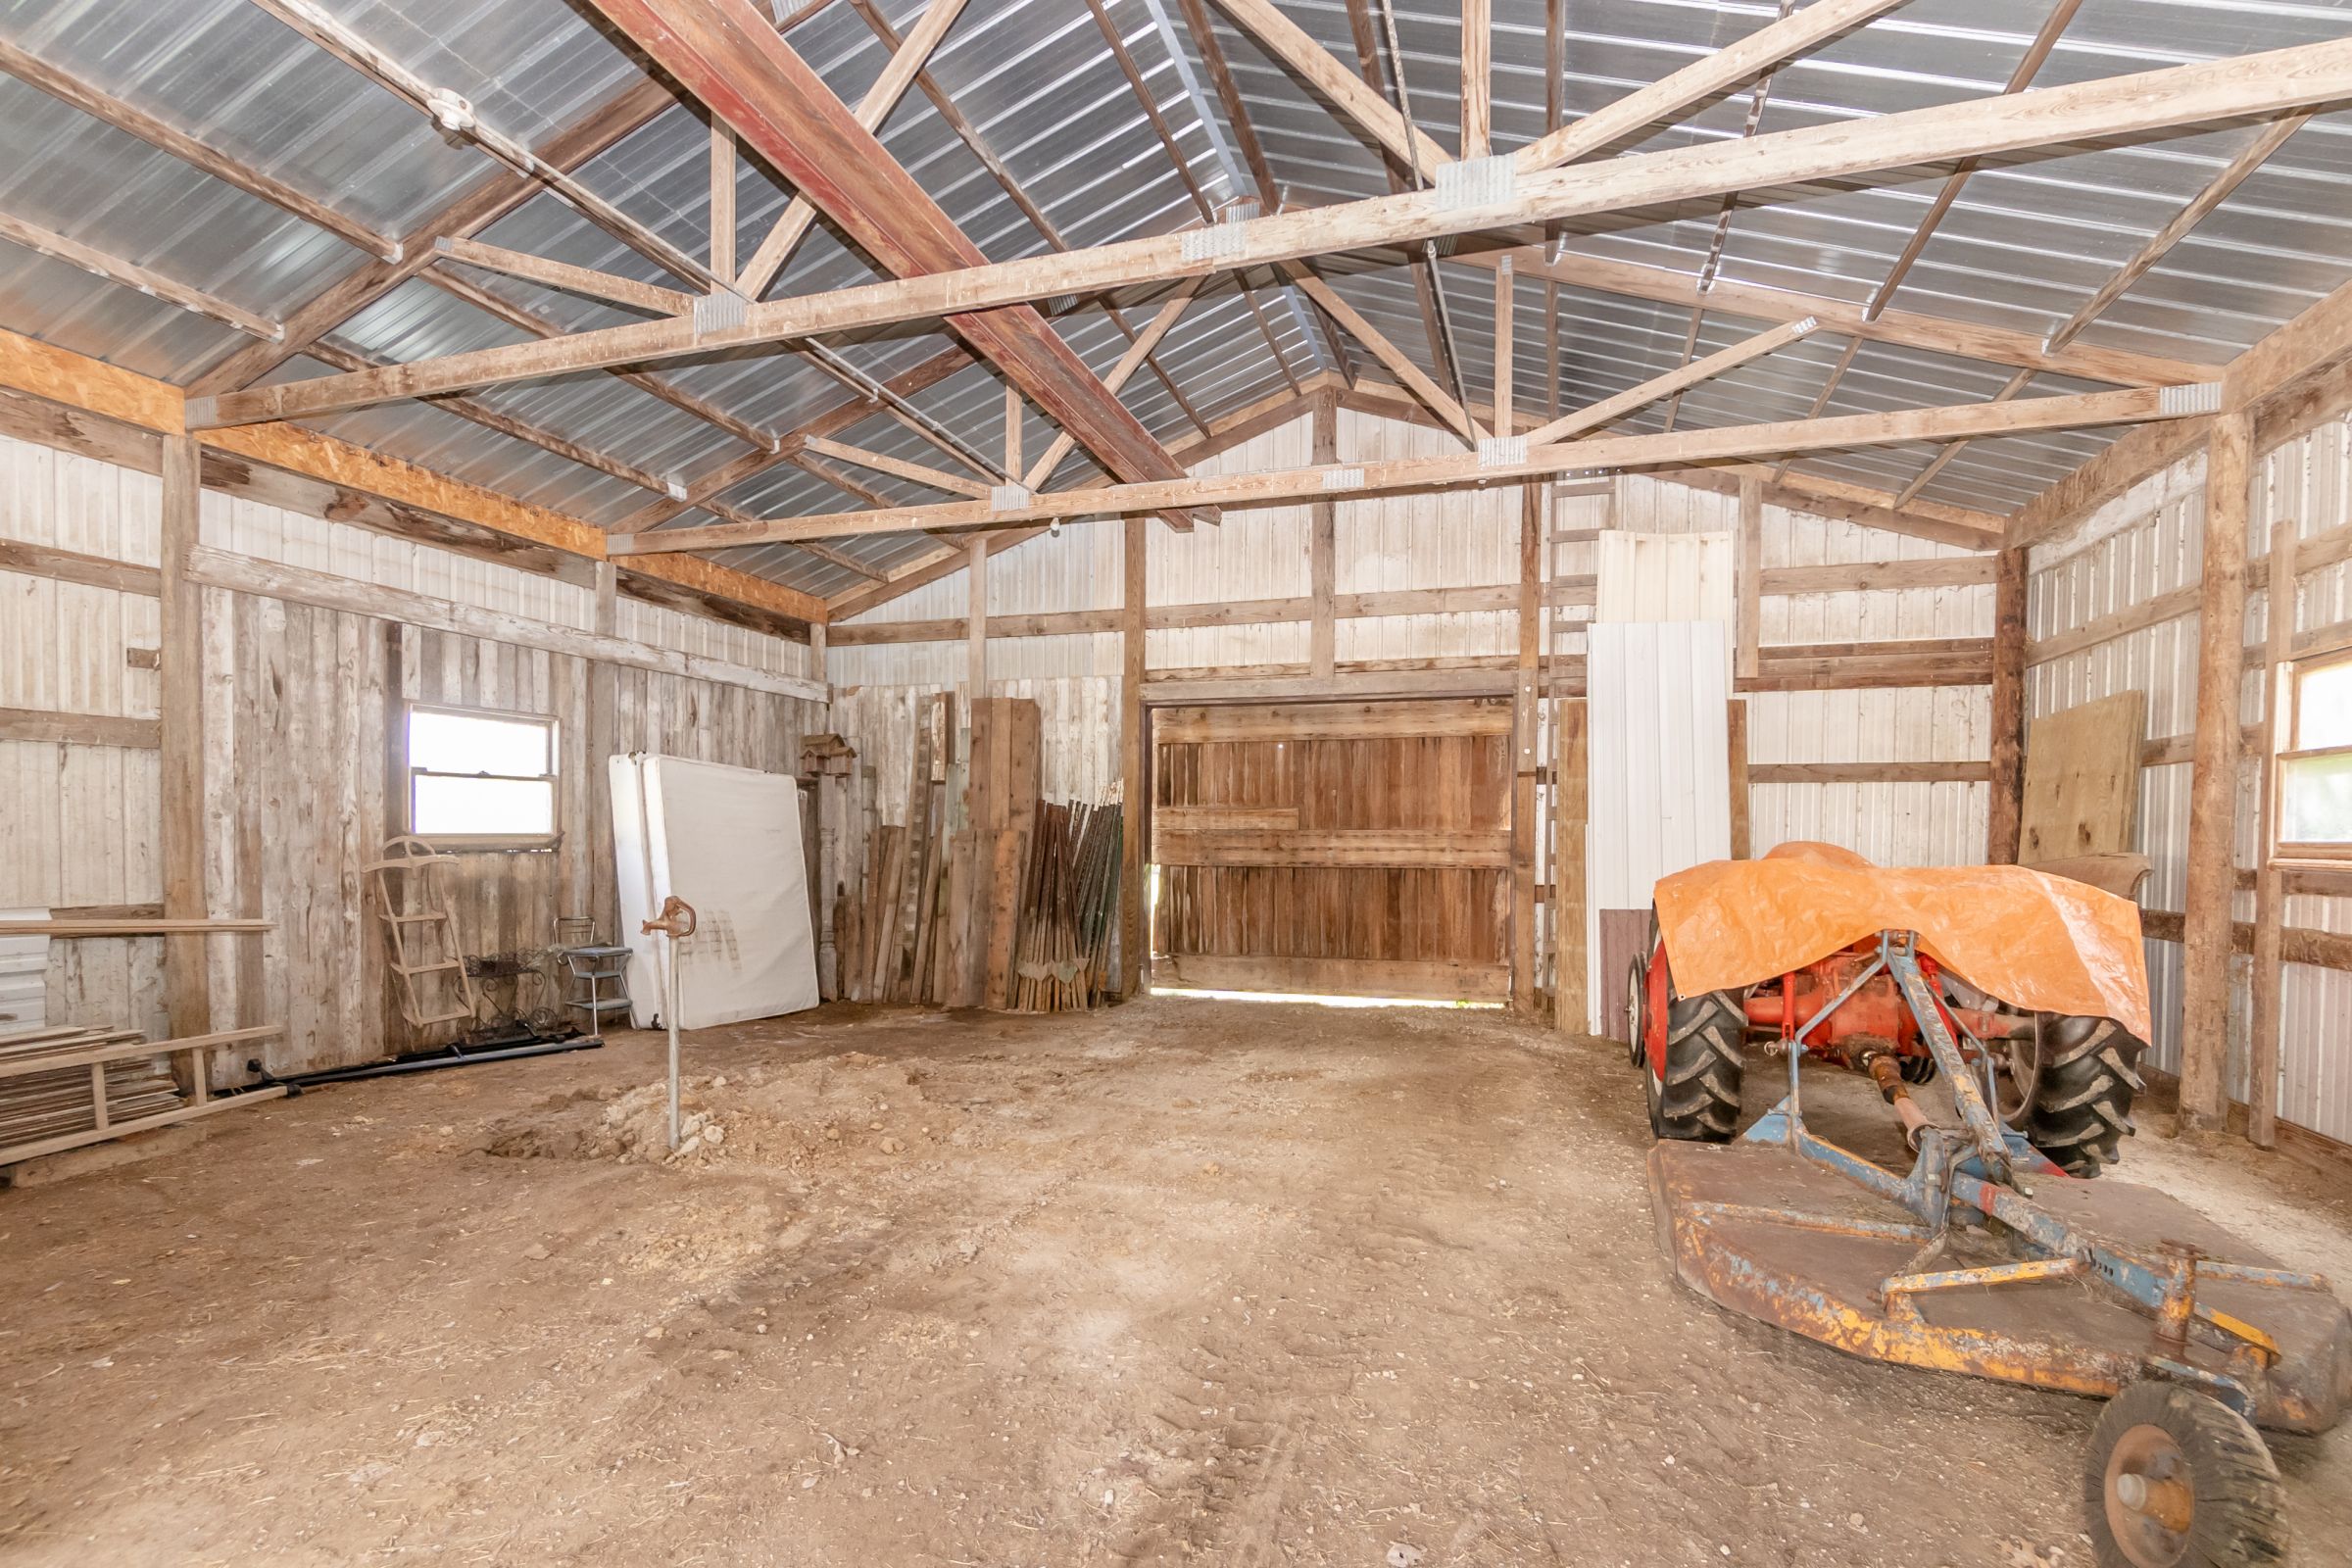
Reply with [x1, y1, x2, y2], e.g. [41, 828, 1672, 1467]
[735, 0, 970, 297]
[189, 71, 680, 395]
[801, 435, 993, 499]
[0, 208, 280, 339]
[244, 0, 726, 294]
[434, 236, 696, 317]
[194, 37, 2342, 429]
[1513, 0, 1912, 172]
[1284, 264, 1483, 445]
[0, 36, 400, 262]
[582, 0, 1201, 532]
[1523, 318, 1819, 445]
[612, 382, 2208, 552]
[1206, 0, 1449, 183]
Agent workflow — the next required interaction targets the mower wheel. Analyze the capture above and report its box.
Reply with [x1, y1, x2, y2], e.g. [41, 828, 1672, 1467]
[2027, 1015, 2147, 1177]
[2084, 1381, 2285, 1568]
[1645, 987, 1745, 1144]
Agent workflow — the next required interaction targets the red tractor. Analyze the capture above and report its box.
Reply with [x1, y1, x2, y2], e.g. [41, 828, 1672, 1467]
[1628, 843, 2148, 1176]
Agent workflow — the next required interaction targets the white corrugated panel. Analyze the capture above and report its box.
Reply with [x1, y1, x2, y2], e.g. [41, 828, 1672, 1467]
[1586, 620, 1732, 1030]
[1595, 531, 1733, 623]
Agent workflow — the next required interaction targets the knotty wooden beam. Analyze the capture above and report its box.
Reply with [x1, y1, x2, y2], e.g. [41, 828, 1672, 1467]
[615, 383, 2204, 551]
[2179, 410, 2253, 1132]
[199, 35, 2335, 428]
[0, 36, 400, 262]
[1460, 0, 1492, 161]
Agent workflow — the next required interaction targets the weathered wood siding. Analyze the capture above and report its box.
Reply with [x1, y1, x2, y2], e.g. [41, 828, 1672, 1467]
[0, 430, 820, 1078]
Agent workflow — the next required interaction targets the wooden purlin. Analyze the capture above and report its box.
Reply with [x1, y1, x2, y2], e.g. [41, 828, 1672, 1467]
[584, 0, 1200, 531]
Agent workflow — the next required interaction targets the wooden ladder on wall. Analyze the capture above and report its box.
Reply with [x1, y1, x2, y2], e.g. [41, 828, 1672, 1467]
[363, 836, 479, 1033]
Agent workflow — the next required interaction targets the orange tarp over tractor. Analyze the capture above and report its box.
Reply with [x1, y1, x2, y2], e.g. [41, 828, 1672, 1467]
[1651, 841, 2151, 1041]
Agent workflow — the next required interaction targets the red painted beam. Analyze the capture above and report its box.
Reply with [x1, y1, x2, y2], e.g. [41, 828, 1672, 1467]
[586, 0, 1197, 525]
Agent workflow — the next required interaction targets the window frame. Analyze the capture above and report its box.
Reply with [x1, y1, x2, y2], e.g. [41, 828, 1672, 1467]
[2273, 649, 2352, 865]
[403, 701, 562, 852]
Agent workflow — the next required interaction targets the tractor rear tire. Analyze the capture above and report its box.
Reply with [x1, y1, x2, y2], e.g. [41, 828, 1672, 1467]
[2084, 1381, 2286, 1568]
[1645, 987, 1745, 1144]
[2027, 1015, 2146, 1178]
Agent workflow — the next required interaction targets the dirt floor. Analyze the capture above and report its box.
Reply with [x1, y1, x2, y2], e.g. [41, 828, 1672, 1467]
[3, 997, 2349, 1567]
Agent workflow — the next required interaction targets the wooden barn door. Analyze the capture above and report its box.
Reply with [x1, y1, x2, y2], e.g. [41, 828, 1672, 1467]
[1150, 698, 1512, 1001]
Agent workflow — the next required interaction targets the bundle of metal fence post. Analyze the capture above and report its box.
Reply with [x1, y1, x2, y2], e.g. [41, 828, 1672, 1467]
[1005, 800, 1122, 1012]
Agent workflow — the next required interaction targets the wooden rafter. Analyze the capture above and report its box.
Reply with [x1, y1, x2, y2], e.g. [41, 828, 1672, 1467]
[1285, 265, 1484, 445]
[612, 382, 2209, 552]
[1341, 0, 1455, 395]
[735, 0, 971, 297]
[801, 436, 993, 499]
[855, 0, 1216, 439]
[189, 70, 682, 396]
[1079, 0, 1322, 408]
[1208, 0, 1448, 183]
[1513, 0, 1911, 171]
[434, 236, 696, 317]
[1522, 318, 1818, 445]
[610, 345, 973, 536]
[194, 38, 2345, 429]
[1459, 0, 1492, 160]
[0, 36, 401, 262]
[0, 209, 280, 339]
[1890, 113, 2312, 506]
[1461, 246, 2205, 388]
[1023, 280, 1204, 488]
[421, 267, 774, 453]
[580, 0, 1200, 533]
[245, 0, 727, 295]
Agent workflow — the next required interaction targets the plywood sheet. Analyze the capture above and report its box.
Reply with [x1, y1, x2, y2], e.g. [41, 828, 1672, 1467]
[2021, 690, 2146, 862]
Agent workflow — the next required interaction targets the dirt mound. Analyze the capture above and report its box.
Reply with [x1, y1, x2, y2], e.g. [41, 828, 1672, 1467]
[478, 1052, 962, 1171]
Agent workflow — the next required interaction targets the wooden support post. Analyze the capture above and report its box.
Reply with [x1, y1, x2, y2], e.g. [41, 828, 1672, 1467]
[1460, 0, 1491, 160]
[1987, 545, 2029, 863]
[1004, 384, 1022, 476]
[1735, 474, 1762, 681]
[808, 621, 828, 685]
[1727, 699, 1751, 859]
[965, 535, 988, 699]
[709, 121, 736, 282]
[1512, 481, 1543, 1012]
[160, 434, 210, 1061]
[2248, 515, 2297, 1148]
[1493, 256, 1514, 435]
[1309, 393, 1338, 678]
[1553, 697, 1587, 1034]
[587, 561, 619, 945]
[1120, 515, 1148, 997]
[2179, 411, 2254, 1133]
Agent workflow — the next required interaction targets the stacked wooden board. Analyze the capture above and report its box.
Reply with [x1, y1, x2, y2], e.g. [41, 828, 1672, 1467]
[832, 697, 1120, 1011]
[0, 1027, 183, 1160]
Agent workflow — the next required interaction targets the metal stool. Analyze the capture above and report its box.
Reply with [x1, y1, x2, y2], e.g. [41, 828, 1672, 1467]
[555, 930, 633, 1038]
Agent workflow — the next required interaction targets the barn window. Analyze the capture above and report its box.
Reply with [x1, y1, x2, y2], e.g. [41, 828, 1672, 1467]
[2278, 652, 2352, 858]
[406, 704, 559, 846]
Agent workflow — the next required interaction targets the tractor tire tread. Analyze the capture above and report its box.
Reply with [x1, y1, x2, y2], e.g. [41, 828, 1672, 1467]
[2084, 1382, 2286, 1568]
[1652, 991, 1744, 1144]
[2028, 1016, 2145, 1177]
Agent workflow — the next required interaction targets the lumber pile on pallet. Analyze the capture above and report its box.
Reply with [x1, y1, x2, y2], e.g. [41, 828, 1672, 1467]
[0, 1027, 183, 1157]
[832, 695, 1120, 1011]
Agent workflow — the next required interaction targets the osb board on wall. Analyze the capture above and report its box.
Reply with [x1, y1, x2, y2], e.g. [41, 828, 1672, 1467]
[2021, 690, 2147, 863]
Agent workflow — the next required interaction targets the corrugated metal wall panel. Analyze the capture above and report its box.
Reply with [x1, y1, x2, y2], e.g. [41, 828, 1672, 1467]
[2026, 413, 2352, 1141]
